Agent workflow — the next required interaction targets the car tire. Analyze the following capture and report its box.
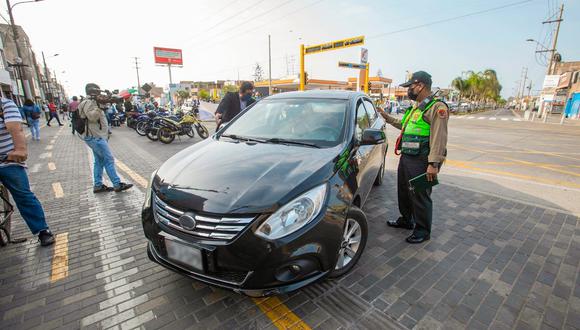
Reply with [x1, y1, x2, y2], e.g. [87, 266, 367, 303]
[328, 207, 368, 278]
[374, 156, 385, 186]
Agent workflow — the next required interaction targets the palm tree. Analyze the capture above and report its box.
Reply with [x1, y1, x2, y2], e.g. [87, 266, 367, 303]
[451, 77, 468, 104]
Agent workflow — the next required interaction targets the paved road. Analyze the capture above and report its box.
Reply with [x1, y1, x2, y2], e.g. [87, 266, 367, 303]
[0, 113, 578, 330]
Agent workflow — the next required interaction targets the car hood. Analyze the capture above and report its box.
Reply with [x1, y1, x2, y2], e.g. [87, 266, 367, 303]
[155, 139, 339, 214]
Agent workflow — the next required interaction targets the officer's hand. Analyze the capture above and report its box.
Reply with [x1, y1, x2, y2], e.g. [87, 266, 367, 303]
[426, 164, 439, 182]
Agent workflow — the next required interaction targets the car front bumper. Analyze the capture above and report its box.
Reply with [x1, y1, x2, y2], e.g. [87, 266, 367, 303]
[141, 196, 346, 297]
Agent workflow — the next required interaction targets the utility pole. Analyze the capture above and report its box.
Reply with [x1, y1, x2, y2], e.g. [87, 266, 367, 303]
[41, 51, 52, 101]
[133, 57, 141, 95]
[6, 0, 28, 102]
[518, 67, 528, 110]
[268, 34, 272, 96]
[544, 3, 564, 75]
[167, 64, 173, 110]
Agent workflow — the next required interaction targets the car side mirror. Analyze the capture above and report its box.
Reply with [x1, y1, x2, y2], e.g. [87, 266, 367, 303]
[360, 128, 386, 146]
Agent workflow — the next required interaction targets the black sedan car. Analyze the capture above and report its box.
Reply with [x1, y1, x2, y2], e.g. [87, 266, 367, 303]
[142, 90, 388, 296]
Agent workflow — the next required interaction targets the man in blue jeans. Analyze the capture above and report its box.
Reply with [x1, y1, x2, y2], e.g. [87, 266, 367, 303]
[0, 98, 55, 246]
[78, 83, 132, 193]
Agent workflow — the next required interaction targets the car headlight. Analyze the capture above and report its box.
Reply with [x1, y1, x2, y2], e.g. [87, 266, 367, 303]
[142, 170, 157, 210]
[255, 183, 327, 240]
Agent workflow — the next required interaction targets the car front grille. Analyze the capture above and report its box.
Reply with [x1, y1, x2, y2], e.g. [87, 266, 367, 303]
[153, 194, 254, 242]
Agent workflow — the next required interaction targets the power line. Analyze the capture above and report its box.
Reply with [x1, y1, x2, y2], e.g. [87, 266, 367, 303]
[201, 0, 327, 49]
[368, 0, 534, 40]
[179, 0, 267, 44]
[190, 0, 295, 47]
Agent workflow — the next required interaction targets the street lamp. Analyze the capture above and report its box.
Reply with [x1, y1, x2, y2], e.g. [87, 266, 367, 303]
[6, 0, 45, 102]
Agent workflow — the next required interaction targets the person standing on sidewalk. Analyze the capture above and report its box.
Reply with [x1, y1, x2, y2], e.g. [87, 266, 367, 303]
[69, 96, 80, 135]
[377, 71, 449, 244]
[42, 101, 50, 123]
[78, 83, 133, 193]
[21, 99, 42, 141]
[0, 97, 55, 246]
[47, 101, 63, 126]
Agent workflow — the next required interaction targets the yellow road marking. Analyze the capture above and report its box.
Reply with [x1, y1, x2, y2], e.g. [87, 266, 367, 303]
[448, 143, 580, 178]
[48, 162, 56, 171]
[115, 160, 148, 188]
[253, 297, 311, 330]
[52, 182, 64, 198]
[50, 232, 69, 282]
[445, 160, 580, 189]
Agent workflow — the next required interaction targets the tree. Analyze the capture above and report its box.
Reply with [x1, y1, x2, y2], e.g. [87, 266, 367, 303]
[175, 90, 190, 106]
[198, 89, 210, 101]
[253, 63, 264, 82]
[222, 84, 238, 94]
[451, 69, 502, 107]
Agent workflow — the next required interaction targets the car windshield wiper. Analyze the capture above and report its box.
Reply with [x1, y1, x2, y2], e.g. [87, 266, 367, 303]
[220, 134, 267, 143]
[265, 138, 321, 148]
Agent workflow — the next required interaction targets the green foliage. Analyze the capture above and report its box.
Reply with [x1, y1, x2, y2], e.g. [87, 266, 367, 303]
[451, 69, 502, 104]
[198, 89, 210, 101]
[222, 85, 239, 94]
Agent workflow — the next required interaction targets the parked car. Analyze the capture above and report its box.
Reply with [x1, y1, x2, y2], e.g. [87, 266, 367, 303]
[142, 90, 388, 296]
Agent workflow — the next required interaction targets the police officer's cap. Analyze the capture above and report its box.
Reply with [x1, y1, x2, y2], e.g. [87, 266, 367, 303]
[400, 71, 432, 87]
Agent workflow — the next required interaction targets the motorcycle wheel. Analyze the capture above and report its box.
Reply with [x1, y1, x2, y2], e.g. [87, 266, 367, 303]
[135, 121, 148, 136]
[196, 124, 209, 139]
[158, 127, 175, 144]
[185, 126, 195, 138]
[146, 127, 159, 141]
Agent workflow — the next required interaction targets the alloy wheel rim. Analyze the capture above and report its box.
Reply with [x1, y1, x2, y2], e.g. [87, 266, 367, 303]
[335, 218, 362, 270]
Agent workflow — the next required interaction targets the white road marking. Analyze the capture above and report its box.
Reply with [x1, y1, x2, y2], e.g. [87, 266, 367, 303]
[478, 117, 486, 120]
[489, 117, 497, 120]
[501, 118, 509, 121]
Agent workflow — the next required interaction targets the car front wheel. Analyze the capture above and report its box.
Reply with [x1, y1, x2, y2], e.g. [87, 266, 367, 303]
[328, 207, 368, 278]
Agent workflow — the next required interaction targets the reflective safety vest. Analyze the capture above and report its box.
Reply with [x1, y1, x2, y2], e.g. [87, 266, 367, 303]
[400, 99, 438, 156]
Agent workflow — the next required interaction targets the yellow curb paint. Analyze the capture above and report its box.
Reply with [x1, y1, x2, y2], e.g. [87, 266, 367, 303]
[115, 160, 148, 188]
[52, 182, 64, 198]
[50, 232, 69, 283]
[253, 297, 311, 330]
[48, 162, 56, 171]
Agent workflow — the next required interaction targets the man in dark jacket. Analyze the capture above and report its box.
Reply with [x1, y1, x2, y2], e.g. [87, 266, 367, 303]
[215, 81, 256, 130]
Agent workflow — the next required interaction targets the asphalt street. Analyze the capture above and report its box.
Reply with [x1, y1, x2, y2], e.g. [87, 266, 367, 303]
[0, 111, 578, 330]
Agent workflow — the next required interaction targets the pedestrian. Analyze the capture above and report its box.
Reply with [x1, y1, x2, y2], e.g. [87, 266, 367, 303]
[60, 103, 68, 121]
[42, 101, 50, 123]
[21, 99, 42, 141]
[69, 96, 80, 135]
[215, 81, 256, 130]
[77, 83, 133, 193]
[47, 101, 63, 126]
[0, 97, 55, 246]
[377, 71, 449, 244]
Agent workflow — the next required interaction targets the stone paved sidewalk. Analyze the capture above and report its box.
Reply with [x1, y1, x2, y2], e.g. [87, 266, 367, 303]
[0, 125, 577, 330]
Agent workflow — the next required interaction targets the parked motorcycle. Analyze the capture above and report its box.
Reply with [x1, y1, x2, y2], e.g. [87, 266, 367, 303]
[157, 113, 209, 144]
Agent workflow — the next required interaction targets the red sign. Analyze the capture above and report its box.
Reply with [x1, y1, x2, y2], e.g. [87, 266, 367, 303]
[154, 47, 183, 65]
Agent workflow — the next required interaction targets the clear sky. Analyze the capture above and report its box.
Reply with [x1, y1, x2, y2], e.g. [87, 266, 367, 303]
[6, 0, 579, 98]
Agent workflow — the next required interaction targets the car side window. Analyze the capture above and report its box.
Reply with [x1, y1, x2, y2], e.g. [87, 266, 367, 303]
[355, 100, 370, 140]
[363, 99, 378, 124]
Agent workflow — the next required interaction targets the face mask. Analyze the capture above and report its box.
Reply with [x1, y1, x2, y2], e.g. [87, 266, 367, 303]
[241, 93, 252, 102]
[407, 85, 423, 101]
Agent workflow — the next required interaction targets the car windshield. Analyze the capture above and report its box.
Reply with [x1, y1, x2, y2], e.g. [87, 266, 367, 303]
[222, 98, 348, 148]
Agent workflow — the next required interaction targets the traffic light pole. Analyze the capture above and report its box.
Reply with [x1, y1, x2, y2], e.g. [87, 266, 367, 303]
[299, 44, 305, 91]
[364, 63, 370, 94]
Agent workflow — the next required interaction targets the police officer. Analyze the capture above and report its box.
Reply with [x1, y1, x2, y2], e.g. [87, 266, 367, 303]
[377, 71, 448, 244]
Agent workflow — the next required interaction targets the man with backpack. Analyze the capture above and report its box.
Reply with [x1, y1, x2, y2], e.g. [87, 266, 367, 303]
[77, 83, 133, 193]
[21, 99, 42, 141]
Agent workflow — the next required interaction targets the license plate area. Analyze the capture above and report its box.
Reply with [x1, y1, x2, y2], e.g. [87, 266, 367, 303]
[165, 238, 204, 272]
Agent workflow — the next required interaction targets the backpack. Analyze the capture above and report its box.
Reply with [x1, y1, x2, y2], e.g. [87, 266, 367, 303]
[30, 105, 41, 120]
[74, 102, 89, 135]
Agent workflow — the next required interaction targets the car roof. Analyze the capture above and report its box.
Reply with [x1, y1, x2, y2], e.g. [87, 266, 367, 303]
[265, 90, 365, 101]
